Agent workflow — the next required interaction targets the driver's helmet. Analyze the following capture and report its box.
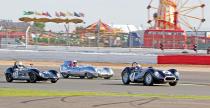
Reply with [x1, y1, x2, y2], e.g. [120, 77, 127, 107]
[72, 60, 77, 67]
[136, 64, 142, 70]
[15, 61, 23, 66]
[15, 61, 24, 68]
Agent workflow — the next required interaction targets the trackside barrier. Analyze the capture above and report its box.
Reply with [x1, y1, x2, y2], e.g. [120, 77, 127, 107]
[158, 55, 210, 65]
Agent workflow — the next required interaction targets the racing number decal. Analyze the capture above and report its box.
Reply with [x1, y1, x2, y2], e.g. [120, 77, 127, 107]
[130, 73, 136, 82]
[12, 71, 19, 78]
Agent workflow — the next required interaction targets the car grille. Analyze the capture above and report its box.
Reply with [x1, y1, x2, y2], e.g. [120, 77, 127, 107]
[165, 77, 176, 81]
[165, 74, 171, 76]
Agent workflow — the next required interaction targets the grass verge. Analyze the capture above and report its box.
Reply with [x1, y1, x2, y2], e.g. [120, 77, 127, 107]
[0, 88, 210, 100]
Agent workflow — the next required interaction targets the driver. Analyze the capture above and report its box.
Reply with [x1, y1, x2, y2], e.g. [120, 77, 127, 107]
[72, 60, 78, 67]
[14, 61, 24, 69]
[132, 62, 142, 71]
[136, 64, 142, 70]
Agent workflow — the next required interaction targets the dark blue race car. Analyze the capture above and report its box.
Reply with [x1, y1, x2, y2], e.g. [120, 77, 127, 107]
[4, 61, 60, 83]
[121, 62, 180, 86]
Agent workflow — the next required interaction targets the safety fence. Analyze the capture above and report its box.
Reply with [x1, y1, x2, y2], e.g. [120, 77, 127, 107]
[158, 55, 210, 65]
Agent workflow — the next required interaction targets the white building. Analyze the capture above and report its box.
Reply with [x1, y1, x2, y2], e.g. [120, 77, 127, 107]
[108, 24, 142, 33]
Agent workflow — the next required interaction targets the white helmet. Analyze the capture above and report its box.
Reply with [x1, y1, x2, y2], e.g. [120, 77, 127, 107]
[136, 64, 142, 70]
[73, 60, 77, 63]
[15, 61, 23, 66]
[137, 64, 142, 68]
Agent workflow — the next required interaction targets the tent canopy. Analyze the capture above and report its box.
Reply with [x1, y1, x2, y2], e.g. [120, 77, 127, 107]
[85, 20, 113, 33]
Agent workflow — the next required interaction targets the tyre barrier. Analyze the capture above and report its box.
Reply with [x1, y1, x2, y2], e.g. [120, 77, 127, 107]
[157, 55, 210, 65]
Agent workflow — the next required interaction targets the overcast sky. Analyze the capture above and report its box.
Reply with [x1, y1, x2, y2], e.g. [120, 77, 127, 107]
[0, 0, 209, 31]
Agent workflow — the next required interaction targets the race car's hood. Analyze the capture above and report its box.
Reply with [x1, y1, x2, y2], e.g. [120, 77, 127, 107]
[156, 70, 174, 77]
[95, 67, 114, 75]
[39, 71, 58, 78]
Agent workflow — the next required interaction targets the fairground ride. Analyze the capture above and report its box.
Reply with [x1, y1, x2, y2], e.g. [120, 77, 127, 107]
[144, 0, 205, 49]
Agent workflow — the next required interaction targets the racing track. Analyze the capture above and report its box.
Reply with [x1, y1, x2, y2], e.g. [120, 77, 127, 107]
[0, 49, 210, 107]
[0, 68, 210, 96]
[1, 96, 210, 108]
[0, 49, 157, 64]
[1, 74, 210, 108]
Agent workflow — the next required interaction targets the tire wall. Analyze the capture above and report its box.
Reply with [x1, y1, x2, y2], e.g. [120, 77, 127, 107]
[158, 55, 210, 65]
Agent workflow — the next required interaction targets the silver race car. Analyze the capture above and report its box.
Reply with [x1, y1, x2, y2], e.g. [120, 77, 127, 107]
[60, 60, 114, 79]
[121, 62, 180, 86]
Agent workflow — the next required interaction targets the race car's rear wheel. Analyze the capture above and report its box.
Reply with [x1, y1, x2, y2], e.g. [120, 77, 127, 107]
[85, 73, 93, 79]
[122, 71, 130, 85]
[169, 82, 177, 86]
[5, 73, 13, 82]
[144, 73, 153, 86]
[61, 73, 69, 79]
[29, 72, 37, 83]
[79, 76, 85, 79]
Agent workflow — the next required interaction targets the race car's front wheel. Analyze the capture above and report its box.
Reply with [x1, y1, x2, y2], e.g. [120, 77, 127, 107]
[169, 82, 177, 86]
[80, 76, 85, 79]
[51, 79, 58, 83]
[104, 77, 111, 80]
[29, 72, 37, 83]
[122, 71, 130, 85]
[61, 73, 69, 79]
[144, 73, 153, 86]
[5, 73, 13, 82]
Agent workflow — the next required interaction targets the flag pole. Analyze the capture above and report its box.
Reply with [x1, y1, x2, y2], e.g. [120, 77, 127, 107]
[25, 26, 31, 49]
[96, 20, 101, 47]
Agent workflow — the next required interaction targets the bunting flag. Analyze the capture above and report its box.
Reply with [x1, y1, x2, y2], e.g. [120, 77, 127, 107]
[34, 11, 42, 15]
[23, 11, 34, 15]
[23, 11, 84, 17]
[60, 12, 66, 17]
[74, 12, 80, 17]
[66, 11, 73, 16]
[46, 12, 52, 17]
[79, 12, 85, 17]
[42, 12, 48, 16]
[55, 12, 60, 17]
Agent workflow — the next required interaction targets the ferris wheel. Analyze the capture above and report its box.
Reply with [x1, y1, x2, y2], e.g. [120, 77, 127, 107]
[147, 0, 205, 31]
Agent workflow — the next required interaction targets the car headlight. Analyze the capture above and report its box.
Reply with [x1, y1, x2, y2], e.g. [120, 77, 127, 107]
[154, 71, 161, 78]
[39, 72, 45, 77]
[174, 72, 180, 77]
[56, 73, 61, 78]
[109, 69, 114, 75]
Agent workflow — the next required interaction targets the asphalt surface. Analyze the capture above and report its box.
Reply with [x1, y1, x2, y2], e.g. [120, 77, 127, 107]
[0, 66, 210, 96]
[0, 49, 210, 107]
[1, 96, 210, 108]
[1, 78, 210, 96]
[1, 68, 210, 108]
[0, 49, 156, 64]
[4, 45, 208, 54]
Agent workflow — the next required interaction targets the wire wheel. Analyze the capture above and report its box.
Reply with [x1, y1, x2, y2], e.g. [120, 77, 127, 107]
[5, 73, 13, 82]
[61, 73, 69, 78]
[29, 72, 37, 83]
[122, 71, 130, 85]
[86, 73, 93, 79]
[144, 73, 154, 86]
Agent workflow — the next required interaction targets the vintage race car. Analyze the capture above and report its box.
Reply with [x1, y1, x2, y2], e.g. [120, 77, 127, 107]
[60, 61, 114, 79]
[121, 62, 180, 86]
[4, 61, 60, 83]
